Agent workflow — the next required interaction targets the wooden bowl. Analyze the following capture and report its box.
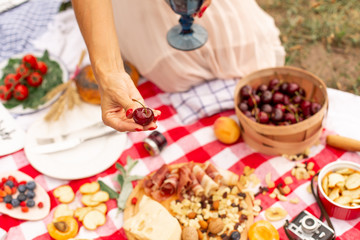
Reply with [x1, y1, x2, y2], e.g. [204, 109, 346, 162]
[234, 66, 328, 156]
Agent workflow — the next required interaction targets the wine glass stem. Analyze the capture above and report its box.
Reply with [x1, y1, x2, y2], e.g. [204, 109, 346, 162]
[179, 14, 194, 35]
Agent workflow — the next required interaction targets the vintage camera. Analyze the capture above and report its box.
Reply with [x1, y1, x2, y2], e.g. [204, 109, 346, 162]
[286, 210, 335, 240]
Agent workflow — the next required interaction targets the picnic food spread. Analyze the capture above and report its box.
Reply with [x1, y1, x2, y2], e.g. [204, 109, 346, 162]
[1, 51, 360, 240]
[123, 162, 260, 240]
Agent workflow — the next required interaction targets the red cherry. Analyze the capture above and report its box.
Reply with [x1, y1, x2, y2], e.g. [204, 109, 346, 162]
[240, 85, 252, 99]
[132, 99, 154, 126]
[300, 100, 311, 117]
[272, 92, 284, 104]
[258, 111, 269, 124]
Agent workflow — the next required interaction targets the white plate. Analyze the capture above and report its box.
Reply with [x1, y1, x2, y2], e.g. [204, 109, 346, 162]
[0, 103, 26, 156]
[24, 103, 128, 180]
[0, 51, 68, 115]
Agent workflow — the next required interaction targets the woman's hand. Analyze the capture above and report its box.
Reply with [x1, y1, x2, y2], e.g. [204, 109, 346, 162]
[194, 0, 211, 18]
[97, 71, 160, 132]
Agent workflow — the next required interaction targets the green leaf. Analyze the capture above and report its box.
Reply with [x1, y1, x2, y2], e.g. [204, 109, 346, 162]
[98, 180, 119, 199]
[115, 162, 126, 176]
[117, 180, 133, 210]
[127, 175, 144, 182]
[117, 174, 124, 189]
[126, 156, 138, 173]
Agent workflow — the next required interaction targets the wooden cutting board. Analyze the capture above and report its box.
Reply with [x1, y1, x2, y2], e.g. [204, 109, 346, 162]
[123, 163, 254, 240]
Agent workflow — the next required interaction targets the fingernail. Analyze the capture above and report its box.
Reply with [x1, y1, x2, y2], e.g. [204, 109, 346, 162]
[135, 128, 142, 131]
[126, 109, 133, 118]
[154, 115, 161, 122]
[149, 127, 157, 130]
[199, 6, 207, 18]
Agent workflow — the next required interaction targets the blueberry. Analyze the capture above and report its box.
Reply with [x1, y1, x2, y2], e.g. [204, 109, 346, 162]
[11, 199, 20, 207]
[26, 181, 36, 190]
[18, 184, 26, 193]
[26, 190, 36, 199]
[26, 199, 35, 208]
[230, 231, 241, 240]
[17, 193, 27, 202]
[5, 180, 14, 188]
[4, 195, 12, 203]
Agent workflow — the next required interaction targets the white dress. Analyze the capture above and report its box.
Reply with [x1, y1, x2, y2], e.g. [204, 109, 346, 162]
[111, 0, 285, 92]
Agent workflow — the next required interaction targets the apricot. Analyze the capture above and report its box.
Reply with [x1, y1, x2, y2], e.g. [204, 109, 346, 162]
[213, 117, 241, 144]
[248, 220, 279, 240]
[47, 216, 79, 240]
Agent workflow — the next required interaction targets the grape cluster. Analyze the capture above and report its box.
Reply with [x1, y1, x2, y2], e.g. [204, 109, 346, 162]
[237, 78, 322, 125]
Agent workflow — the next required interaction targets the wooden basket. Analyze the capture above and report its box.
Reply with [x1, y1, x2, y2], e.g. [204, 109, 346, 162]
[234, 66, 328, 156]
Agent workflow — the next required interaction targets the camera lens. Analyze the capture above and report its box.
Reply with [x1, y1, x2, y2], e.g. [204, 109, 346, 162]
[301, 215, 318, 233]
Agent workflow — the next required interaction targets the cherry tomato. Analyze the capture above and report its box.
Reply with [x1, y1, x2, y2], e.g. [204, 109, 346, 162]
[16, 63, 30, 77]
[26, 72, 43, 87]
[4, 73, 20, 88]
[13, 84, 29, 101]
[0, 85, 12, 101]
[22, 54, 38, 69]
[37, 61, 48, 75]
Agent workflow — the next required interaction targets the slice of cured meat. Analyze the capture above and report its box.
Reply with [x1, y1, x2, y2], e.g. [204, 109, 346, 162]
[192, 165, 219, 197]
[143, 164, 170, 195]
[160, 168, 179, 197]
[204, 162, 223, 183]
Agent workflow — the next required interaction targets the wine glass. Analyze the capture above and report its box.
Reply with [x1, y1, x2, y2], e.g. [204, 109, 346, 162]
[165, 0, 208, 51]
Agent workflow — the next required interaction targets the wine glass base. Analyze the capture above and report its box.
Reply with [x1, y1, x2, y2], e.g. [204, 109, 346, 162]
[167, 24, 208, 51]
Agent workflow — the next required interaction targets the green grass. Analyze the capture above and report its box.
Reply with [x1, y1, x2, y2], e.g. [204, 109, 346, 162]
[257, 0, 360, 95]
[260, 0, 360, 55]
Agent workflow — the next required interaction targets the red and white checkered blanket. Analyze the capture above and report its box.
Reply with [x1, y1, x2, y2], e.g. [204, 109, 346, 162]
[1, 80, 360, 240]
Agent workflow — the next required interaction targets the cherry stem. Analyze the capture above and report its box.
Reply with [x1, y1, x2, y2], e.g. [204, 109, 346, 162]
[132, 98, 148, 114]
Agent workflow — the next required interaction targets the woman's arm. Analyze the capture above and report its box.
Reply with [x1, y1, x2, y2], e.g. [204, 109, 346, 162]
[72, 0, 160, 132]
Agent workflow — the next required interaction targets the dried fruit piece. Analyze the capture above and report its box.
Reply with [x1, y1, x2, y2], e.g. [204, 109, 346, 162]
[328, 188, 340, 201]
[265, 173, 275, 188]
[345, 173, 360, 190]
[53, 185, 75, 203]
[265, 207, 287, 222]
[93, 203, 107, 214]
[74, 207, 92, 222]
[81, 194, 101, 207]
[54, 204, 74, 219]
[79, 182, 100, 195]
[328, 173, 345, 188]
[90, 191, 109, 203]
[336, 168, 355, 175]
[334, 196, 352, 206]
[284, 176, 293, 185]
[322, 176, 329, 195]
[248, 220, 279, 240]
[290, 197, 299, 204]
[82, 210, 106, 230]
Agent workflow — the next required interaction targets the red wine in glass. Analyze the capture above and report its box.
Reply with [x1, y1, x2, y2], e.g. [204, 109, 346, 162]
[166, 0, 208, 51]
